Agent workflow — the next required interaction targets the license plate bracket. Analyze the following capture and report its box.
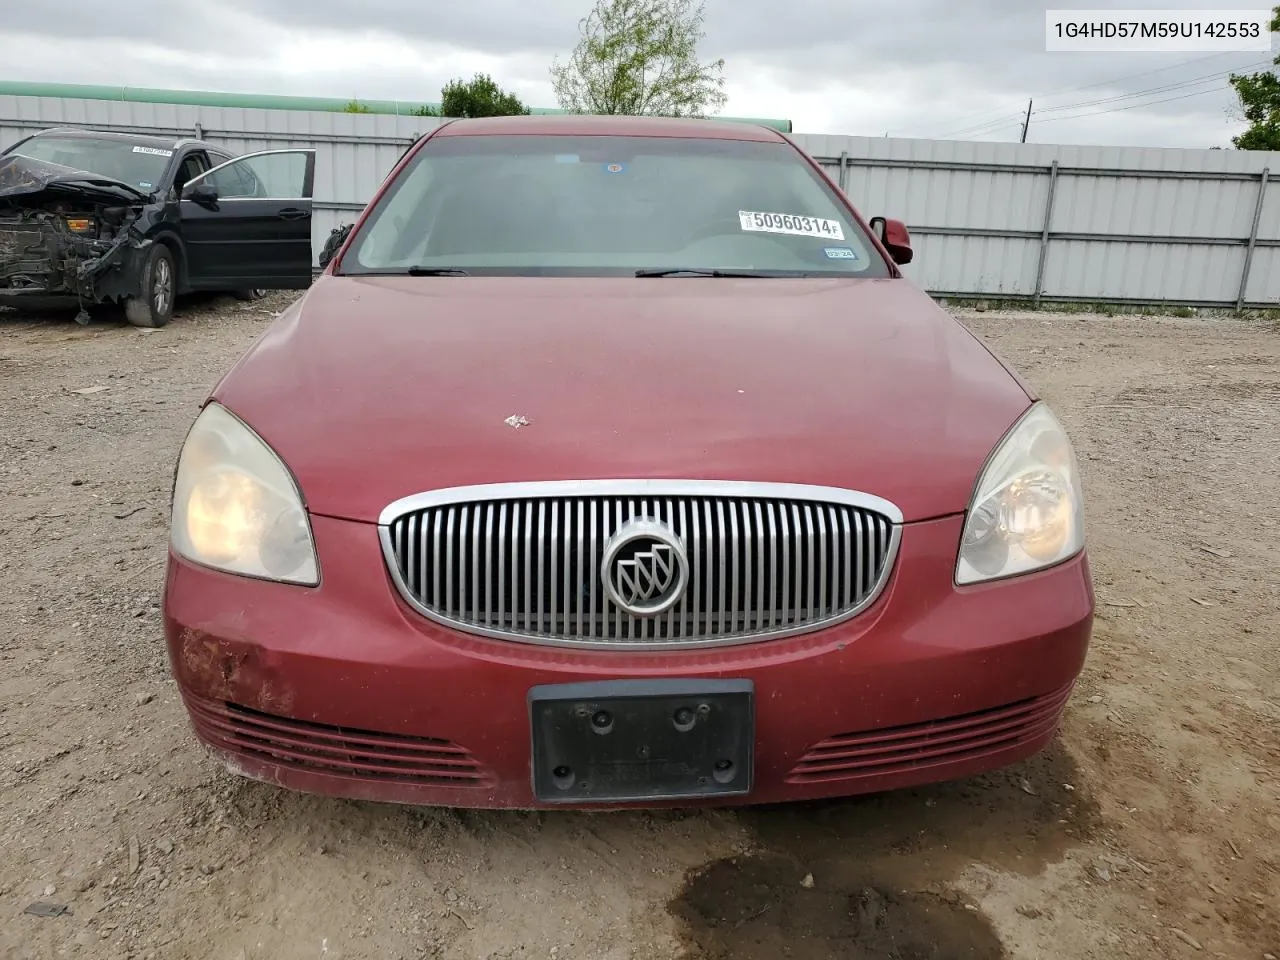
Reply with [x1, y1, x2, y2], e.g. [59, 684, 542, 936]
[528, 678, 754, 804]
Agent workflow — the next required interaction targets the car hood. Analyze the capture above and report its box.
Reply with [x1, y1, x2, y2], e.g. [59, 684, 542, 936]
[0, 153, 149, 206]
[213, 274, 1034, 524]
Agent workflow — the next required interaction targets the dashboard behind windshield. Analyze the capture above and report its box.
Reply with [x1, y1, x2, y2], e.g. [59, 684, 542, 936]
[341, 134, 889, 278]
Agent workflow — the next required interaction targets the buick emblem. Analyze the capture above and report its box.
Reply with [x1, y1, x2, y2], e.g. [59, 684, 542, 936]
[601, 519, 689, 617]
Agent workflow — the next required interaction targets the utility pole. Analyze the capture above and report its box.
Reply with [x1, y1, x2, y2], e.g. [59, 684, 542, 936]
[1020, 99, 1033, 143]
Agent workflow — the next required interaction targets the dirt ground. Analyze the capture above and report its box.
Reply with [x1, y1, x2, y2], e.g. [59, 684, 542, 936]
[0, 294, 1276, 960]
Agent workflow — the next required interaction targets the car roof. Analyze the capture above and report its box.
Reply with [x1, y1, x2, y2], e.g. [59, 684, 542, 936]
[431, 113, 787, 142]
[28, 127, 200, 152]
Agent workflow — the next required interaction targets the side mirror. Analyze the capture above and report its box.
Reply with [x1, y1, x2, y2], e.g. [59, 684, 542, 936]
[869, 216, 913, 265]
[184, 182, 218, 204]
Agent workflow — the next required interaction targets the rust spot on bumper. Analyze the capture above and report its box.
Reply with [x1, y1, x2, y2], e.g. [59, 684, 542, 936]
[178, 627, 295, 714]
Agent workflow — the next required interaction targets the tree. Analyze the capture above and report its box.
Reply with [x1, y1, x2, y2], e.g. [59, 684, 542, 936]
[419, 74, 531, 118]
[549, 0, 727, 118]
[1229, 6, 1280, 150]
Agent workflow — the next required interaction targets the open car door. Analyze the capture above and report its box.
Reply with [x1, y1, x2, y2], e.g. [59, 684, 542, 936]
[179, 149, 316, 290]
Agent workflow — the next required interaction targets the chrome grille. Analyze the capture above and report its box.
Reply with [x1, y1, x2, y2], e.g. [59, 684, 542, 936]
[380, 481, 901, 649]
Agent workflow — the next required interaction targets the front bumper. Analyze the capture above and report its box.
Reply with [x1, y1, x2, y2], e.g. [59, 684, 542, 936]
[163, 512, 1093, 809]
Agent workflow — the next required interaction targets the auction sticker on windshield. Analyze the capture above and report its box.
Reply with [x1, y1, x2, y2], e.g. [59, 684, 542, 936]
[132, 146, 173, 157]
[739, 210, 844, 240]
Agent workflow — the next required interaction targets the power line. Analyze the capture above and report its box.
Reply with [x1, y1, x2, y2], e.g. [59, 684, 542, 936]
[1015, 57, 1272, 136]
[892, 105, 1026, 138]
[1036, 68, 1236, 112]
[944, 73, 1252, 140]
[930, 113, 1025, 139]
[950, 82, 1241, 140]
[1033, 60, 1272, 115]
[964, 119, 1026, 139]
[980, 124, 1025, 140]
[935, 114, 1024, 137]
[942, 75, 1232, 139]
[940, 116, 1032, 140]
[890, 51, 1269, 140]
[890, 106, 1024, 138]
[886, 52, 1249, 137]
[1044, 51, 1237, 97]
[1030, 86, 1230, 124]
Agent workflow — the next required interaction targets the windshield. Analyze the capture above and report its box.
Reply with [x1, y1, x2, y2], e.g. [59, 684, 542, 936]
[9, 137, 172, 192]
[341, 134, 889, 278]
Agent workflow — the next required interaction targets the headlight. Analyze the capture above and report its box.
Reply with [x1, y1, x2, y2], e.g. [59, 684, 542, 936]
[956, 402, 1084, 585]
[170, 402, 319, 585]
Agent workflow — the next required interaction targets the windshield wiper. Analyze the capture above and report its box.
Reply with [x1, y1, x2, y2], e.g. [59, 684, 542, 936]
[635, 267, 801, 278]
[406, 266, 470, 276]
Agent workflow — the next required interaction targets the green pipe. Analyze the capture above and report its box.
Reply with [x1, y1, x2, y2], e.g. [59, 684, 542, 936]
[0, 80, 792, 132]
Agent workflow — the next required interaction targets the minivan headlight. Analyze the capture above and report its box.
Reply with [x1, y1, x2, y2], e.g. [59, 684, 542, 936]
[956, 402, 1084, 585]
[170, 402, 318, 585]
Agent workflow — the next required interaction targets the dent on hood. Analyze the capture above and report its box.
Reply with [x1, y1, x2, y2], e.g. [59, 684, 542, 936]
[0, 153, 157, 320]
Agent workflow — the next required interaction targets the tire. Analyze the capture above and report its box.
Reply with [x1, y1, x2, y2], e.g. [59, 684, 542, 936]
[232, 288, 269, 302]
[124, 244, 176, 328]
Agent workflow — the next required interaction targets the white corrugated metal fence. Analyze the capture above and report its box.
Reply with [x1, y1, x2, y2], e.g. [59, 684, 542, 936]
[2, 93, 1277, 307]
[801, 134, 1278, 307]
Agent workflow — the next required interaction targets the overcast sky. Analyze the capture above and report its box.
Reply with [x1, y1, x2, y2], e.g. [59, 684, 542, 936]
[0, 0, 1274, 148]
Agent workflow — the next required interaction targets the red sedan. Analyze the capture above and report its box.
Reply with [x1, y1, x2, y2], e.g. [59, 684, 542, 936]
[163, 114, 1092, 809]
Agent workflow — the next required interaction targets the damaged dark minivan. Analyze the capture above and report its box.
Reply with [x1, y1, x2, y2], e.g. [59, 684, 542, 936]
[0, 128, 317, 327]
